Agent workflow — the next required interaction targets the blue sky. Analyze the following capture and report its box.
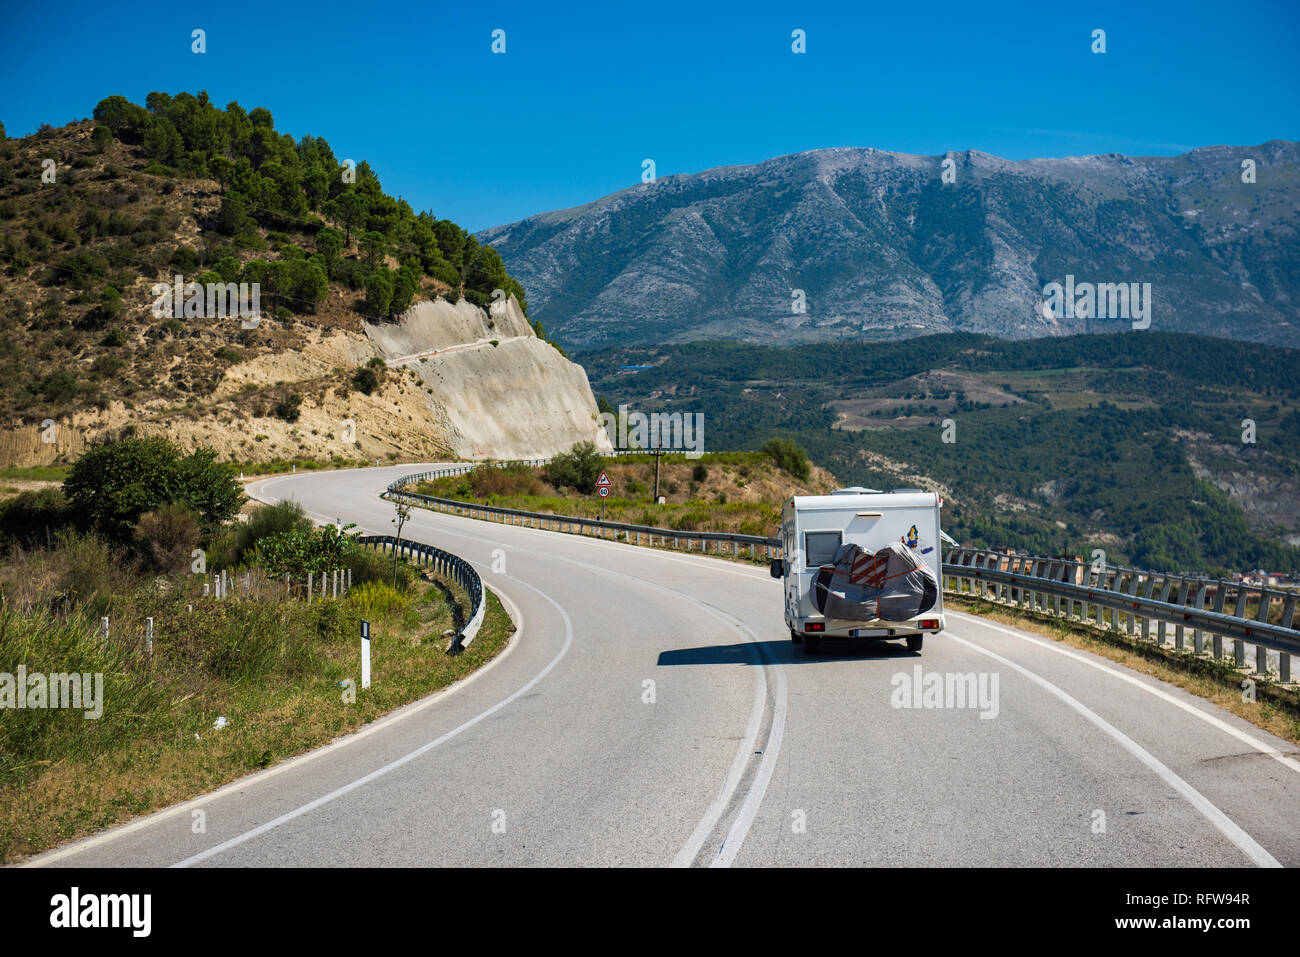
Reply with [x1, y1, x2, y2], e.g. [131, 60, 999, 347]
[2, 0, 1297, 232]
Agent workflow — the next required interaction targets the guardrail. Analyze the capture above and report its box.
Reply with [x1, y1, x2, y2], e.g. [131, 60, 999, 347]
[942, 548, 1299, 683]
[383, 487, 781, 559]
[356, 534, 486, 649]
[383, 466, 1299, 683]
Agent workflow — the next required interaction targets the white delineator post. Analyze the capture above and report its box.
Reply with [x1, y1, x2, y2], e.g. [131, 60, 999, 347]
[361, 620, 371, 689]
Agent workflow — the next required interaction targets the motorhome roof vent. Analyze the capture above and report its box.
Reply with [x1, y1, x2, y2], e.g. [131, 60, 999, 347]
[892, 488, 923, 493]
[832, 487, 883, 495]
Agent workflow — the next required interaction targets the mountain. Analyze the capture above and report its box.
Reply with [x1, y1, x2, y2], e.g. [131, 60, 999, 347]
[478, 143, 1300, 351]
[0, 93, 608, 466]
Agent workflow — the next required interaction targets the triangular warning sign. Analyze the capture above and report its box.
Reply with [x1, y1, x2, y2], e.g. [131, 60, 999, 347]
[596, 471, 611, 486]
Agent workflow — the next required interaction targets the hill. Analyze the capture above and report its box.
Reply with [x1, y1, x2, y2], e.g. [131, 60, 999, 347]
[584, 332, 1300, 576]
[478, 143, 1300, 351]
[0, 92, 606, 465]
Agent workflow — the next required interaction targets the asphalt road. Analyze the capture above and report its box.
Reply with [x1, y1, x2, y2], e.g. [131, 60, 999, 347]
[30, 464, 1300, 867]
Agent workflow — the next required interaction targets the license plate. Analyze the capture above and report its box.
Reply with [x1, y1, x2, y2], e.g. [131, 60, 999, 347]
[851, 629, 888, 638]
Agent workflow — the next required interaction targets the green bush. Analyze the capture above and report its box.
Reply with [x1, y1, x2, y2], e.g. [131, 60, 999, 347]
[0, 488, 74, 549]
[547, 441, 603, 494]
[255, 522, 359, 578]
[352, 366, 379, 395]
[762, 437, 811, 482]
[345, 544, 416, 589]
[62, 437, 243, 542]
[220, 500, 313, 569]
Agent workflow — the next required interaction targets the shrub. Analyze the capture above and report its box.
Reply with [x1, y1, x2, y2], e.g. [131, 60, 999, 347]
[352, 366, 379, 395]
[692, 463, 709, 482]
[224, 500, 312, 567]
[133, 503, 202, 573]
[36, 370, 79, 401]
[469, 463, 545, 498]
[0, 488, 74, 549]
[62, 437, 243, 541]
[255, 523, 359, 578]
[546, 441, 602, 494]
[273, 393, 301, 422]
[762, 437, 811, 482]
[345, 544, 416, 590]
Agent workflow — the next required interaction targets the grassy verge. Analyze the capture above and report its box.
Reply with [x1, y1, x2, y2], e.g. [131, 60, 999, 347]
[407, 451, 836, 540]
[946, 594, 1300, 746]
[0, 566, 515, 863]
[0, 466, 69, 482]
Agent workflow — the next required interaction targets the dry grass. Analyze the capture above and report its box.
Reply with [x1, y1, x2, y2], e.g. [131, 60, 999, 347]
[0, 554, 515, 863]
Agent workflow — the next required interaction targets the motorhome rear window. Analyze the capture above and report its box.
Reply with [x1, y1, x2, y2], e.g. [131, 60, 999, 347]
[805, 531, 842, 567]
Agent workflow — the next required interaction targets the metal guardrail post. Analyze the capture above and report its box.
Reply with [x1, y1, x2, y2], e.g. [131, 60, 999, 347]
[941, 551, 1299, 683]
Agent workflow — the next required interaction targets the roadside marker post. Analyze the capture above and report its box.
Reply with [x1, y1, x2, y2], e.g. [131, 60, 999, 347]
[361, 620, 371, 689]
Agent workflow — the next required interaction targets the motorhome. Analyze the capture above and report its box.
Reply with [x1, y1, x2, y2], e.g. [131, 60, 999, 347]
[771, 488, 947, 654]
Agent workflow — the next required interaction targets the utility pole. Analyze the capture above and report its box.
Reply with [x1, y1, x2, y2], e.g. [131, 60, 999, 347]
[653, 450, 661, 501]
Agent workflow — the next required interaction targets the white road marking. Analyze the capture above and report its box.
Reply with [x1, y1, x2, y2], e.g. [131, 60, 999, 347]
[709, 612, 788, 869]
[950, 611, 1300, 777]
[413, 515, 789, 869]
[671, 657, 766, 867]
[170, 575, 573, 868]
[946, 630, 1282, 868]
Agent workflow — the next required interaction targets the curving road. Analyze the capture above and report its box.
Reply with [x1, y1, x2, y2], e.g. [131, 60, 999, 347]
[30, 465, 1300, 868]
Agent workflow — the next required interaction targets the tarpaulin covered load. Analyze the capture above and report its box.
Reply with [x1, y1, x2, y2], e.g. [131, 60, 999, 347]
[812, 541, 938, 622]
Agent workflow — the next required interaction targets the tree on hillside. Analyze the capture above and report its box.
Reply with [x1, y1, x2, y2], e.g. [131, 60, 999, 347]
[315, 226, 342, 272]
[366, 269, 393, 316]
[331, 192, 366, 246]
[93, 95, 148, 136]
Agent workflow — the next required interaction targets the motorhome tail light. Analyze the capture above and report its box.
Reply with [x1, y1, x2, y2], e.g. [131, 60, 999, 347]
[920, 619, 939, 630]
[806, 622, 825, 632]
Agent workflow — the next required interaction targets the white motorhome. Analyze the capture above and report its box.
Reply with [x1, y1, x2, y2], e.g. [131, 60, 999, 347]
[771, 488, 947, 654]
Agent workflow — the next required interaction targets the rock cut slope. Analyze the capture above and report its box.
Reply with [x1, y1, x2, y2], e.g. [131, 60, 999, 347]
[364, 295, 613, 460]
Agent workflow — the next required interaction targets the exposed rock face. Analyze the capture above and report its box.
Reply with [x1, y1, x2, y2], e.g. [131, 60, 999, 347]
[2, 297, 611, 468]
[478, 142, 1300, 351]
[364, 296, 613, 460]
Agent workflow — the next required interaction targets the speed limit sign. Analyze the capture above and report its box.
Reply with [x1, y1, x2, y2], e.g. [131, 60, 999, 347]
[598, 486, 610, 498]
